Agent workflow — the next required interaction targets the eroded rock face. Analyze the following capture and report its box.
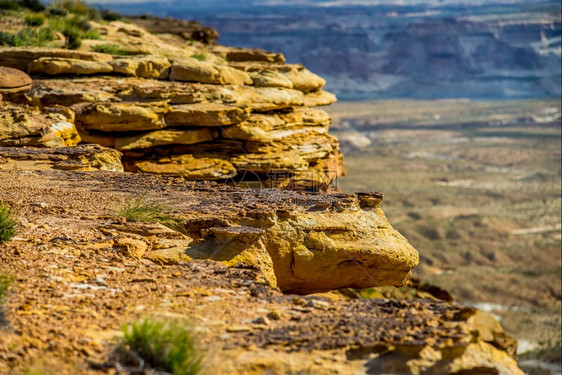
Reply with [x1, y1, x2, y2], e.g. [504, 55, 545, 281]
[0, 145, 123, 172]
[0, 16, 340, 192]
[0, 103, 80, 147]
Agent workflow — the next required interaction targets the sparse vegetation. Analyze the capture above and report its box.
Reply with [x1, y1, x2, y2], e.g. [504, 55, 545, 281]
[190, 53, 207, 61]
[0, 0, 44, 12]
[118, 191, 181, 230]
[91, 43, 129, 55]
[48, 0, 99, 20]
[0, 274, 13, 303]
[100, 9, 120, 22]
[24, 12, 44, 26]
[120, 317, 203, 375]
[0, 203, 17, 244]
[0, 273, 14, 328]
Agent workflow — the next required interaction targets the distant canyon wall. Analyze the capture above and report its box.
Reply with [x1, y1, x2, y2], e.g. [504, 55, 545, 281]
[194, 3, 561, 99]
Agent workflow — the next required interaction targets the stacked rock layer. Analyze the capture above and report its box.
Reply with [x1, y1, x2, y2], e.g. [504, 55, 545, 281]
[0, 20, 343, 191]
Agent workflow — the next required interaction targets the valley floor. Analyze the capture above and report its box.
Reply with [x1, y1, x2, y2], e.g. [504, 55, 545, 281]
[328, 98, 562, 374]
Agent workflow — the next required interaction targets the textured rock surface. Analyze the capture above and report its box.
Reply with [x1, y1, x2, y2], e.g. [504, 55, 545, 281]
[0, 145, 123, 171]
[0, 169, 522, 375]
[0, 103, 80, 147]
[28, 57, 114, 75]
[0, 66, 32, 93]
[0, 16, 340, 192]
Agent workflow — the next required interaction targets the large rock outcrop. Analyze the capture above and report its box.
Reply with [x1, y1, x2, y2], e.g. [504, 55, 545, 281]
[0, 168, 523, 375]
[0, 18, 342, 191]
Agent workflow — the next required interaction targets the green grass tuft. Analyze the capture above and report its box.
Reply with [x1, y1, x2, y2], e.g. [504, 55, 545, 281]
[117, 191, 181, 231]
[121, 317, 203, 375]
[91, 43, 130, 55]
[0, 203, 17, 244]
[190, 53, 207, 61]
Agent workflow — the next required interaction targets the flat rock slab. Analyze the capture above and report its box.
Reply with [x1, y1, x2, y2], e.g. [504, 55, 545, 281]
[0, 66, 32, 93]
[0, 168, 417, 293]
[0, 145, 123, 172]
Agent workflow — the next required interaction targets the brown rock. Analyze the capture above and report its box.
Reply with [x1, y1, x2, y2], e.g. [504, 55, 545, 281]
[250, 70, 294, 89]
[109, 55, 171, 79]
[114, 236, 149, 259]
[0, 66, 32, 94]
[170, 58, 253, 85]
[76, 102, 170, 132]
[124, 154, 236, 180]
[166, 103, 250, 127]
[281, 67, 326, 93]
[0, 47, 112, 71]
[0, 145, 123, 172]
[28, 57, 114, 76]
[115, 128, 215, 150]
[211, 45, 285, 63]
[0, 104, 80, 147]
[303, 91, 338, 107]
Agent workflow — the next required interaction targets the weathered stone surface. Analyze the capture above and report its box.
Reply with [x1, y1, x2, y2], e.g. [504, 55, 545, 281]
[233, 86, 305, 111]
[0, 16, 338, 192]
[114, 236, 150, 259]
[76, 102, 170, 132]
[147, 185, 418, 293]
[282, 67, 326, 93]
[229, 62, 326, 93]
[211, 45, 285, 63]
[115, 128, 215, 150]
[38, 121, 81, 148]
[222, 108, 328, 139]
[303, 90, 338, 107]
[0, 66, 32, 94]
[0, 104, 80, 147]
[109, 55, 171, 79]
[28, 57, 114, 76]
[468, 310, 519, 359]
[249, 69, 293, 88]
[170, 58, 253, 85]
[124, 154, 236, 179]
[0, 145, 123, 172]
[0, 47, 112, 71]
[166, 103, 250, 127]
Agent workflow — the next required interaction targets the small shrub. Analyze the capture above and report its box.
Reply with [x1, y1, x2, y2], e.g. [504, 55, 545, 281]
[117, 191, 179, 229]
[24, 13, 45, 26]
[48, 0, 99, 20]
[20, 0, 45, 12]
[190, 53, 207, 61]
[0, 27, 55, 46]
[83, 28, 99, 39]
[121, 317, 202, 375]
[62, 26, 81, 49]
[100, 9, 120, 22]
[0, 0, 19, 11]
[46, 7, 66, 17]
[0, 204, 17, 244]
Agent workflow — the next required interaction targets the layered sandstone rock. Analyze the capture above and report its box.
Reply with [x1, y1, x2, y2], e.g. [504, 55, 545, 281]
[0, 18, 341, 191]
[0, 103, 80, 148]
